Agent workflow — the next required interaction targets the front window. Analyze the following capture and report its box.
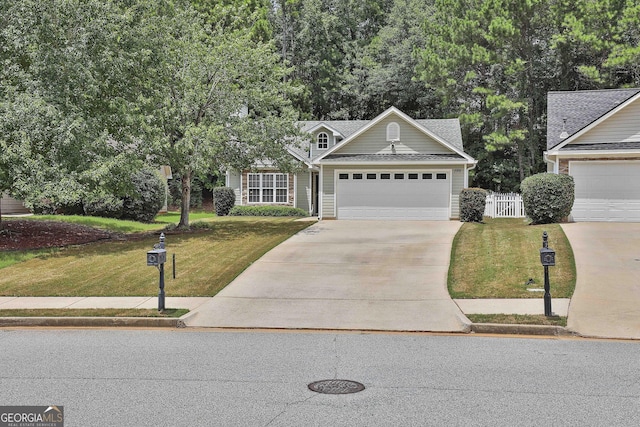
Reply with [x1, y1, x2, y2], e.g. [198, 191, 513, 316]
[317, 132, 329, 149]
[248, 173, 289, 204]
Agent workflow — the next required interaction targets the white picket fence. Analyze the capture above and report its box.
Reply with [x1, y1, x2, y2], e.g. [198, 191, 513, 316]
[484, 192, 526, 218]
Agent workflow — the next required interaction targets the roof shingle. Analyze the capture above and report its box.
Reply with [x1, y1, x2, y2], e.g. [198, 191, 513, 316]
[547, 88, 640, 150]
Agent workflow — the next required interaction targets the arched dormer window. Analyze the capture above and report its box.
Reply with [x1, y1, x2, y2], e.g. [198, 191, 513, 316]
[387, 122, 400, 142]
[317, 132, 329, 149]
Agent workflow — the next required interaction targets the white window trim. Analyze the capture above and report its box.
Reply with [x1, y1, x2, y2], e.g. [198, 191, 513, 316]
[248, 173, 289, 204]
[387, 122, 400, 142]
[317, 132, 329, 149]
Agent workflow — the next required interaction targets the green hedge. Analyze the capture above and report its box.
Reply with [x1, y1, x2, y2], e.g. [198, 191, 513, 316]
[521, 173, 574, 224]
[213, 187, 235, 216]
[228, 205, 308, 217]
[459, 188, 487, 222]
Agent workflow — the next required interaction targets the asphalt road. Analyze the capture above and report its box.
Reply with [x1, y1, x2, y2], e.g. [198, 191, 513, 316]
[0, 329, 638, 426]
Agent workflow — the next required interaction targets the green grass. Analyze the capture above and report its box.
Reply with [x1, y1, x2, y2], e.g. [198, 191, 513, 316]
[23, 212, 217, 233]
[0, 249, 58, 269]
[448, 218, 576, 299]
[0, 217, 311, 297]
[0, 308, 188, 317]
[467, 314, 567, 327]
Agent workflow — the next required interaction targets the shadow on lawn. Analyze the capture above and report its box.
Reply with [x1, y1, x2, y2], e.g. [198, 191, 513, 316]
[36, 219, 310, 260]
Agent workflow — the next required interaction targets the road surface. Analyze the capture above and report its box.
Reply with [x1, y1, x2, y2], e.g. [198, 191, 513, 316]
[0, 329, 638, 426]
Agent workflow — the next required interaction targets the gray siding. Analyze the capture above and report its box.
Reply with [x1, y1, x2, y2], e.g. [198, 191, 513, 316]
[334, 114, 453, 156]
[295, 169, 311, 213]
[451, 168, 464, 218]
[321, 166, 336, 218]
[0, 193, 29, 214]
[573, 98, 640, 144]
[321, 164, 464, 219]
[226, 172, 242, 206]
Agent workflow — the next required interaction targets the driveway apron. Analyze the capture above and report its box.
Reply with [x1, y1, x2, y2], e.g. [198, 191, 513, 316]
[561, 223, 640, 340]
[185, 221, 471, 332]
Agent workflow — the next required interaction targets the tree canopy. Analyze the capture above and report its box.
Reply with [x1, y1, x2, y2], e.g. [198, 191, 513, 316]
[2, 0, 639, 223]
[0, 0, 304, 227]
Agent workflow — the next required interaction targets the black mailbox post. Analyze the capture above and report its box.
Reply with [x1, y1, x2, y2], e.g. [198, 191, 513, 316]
[147, 233, 167, 311]
[540, 231, 556, 317]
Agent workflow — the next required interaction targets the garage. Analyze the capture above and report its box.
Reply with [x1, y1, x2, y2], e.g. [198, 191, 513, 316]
[336, 170, 450, 220]
[570, 161, 640, 222]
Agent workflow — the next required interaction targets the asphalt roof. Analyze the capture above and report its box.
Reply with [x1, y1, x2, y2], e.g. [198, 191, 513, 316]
[295, 117, 464, 162]
[547, 88, 640, 150]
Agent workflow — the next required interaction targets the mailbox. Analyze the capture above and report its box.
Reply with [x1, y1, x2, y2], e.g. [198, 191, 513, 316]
[147, 249, 167, 266]
[540, 247, 555, 266]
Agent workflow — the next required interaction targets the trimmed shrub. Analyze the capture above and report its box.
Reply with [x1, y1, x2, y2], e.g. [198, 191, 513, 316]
[213, 187, 235, 216]
[120, 168, 166, 223]
[83, 194, 124, 219]
[521, 173, 574, 224]
[228, 205, 308, 217]
[459, 188, 487, 222]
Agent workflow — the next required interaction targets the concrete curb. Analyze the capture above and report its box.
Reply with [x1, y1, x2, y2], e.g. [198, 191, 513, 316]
[0, 316, 576, 336]
[0, 317, 184, 328]
[471, 323, 576, 337]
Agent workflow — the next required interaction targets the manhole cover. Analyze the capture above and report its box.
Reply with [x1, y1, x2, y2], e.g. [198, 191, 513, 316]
[308, 380, 365, 395]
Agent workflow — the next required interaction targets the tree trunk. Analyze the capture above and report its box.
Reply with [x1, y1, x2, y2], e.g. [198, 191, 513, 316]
[178, 169, 192, 229]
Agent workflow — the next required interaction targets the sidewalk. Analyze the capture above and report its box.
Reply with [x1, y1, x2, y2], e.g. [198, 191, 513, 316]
[0, 296, 570, 316]
[0, 296, 211, 311]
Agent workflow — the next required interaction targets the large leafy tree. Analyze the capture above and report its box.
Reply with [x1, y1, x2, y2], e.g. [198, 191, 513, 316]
[1, 0, 303, 228]
[0, 0, 154, 215]
[142, 2, 304, 228]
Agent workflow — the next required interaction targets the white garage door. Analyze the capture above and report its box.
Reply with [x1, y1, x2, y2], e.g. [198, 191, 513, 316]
[336, 171, 450, 220]
[571, 161, 640, 222]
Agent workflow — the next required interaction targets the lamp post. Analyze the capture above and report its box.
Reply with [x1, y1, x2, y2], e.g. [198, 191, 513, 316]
[539, 231, 556, 317]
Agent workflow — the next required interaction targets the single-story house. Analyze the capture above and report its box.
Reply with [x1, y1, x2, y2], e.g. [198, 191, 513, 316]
[226, 106, 477, 220]
[545, 88, 640, 222]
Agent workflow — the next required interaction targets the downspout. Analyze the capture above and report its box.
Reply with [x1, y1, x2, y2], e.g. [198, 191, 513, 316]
[465, 162, 477, 188]
[293, 173, 297, 209]
[308, 166, 313, 214]
[543, 152, 558, 174]
[318, 165, 323, 220]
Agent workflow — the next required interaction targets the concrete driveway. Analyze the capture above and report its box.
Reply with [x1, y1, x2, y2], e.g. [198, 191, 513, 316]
[561, 223, 640, 340]
[185, 220, 471, 332]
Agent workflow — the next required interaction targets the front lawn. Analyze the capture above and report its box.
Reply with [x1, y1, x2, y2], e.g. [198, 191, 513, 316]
[24, 211, 216, 233]
[448, 218, 576, 298]
[0, 217, 311, 297]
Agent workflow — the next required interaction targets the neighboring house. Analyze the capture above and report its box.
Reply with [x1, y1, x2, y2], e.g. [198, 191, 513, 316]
[226, 106, 477, 220]
[545, 88, 640, 222]
[0, 193, 30, 215]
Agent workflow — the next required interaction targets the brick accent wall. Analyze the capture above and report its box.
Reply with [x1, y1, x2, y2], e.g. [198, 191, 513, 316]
[241, 171, 295, 206]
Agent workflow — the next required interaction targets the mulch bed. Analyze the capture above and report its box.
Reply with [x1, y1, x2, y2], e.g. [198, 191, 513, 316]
[0, 220, 114, 251]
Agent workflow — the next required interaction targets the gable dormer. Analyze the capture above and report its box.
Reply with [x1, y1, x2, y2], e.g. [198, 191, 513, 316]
[308, 123, 344, 158]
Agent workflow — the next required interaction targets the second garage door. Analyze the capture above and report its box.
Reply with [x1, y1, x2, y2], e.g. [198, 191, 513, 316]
[336, 171, 450, 220]
[571, 161, 640, 222]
